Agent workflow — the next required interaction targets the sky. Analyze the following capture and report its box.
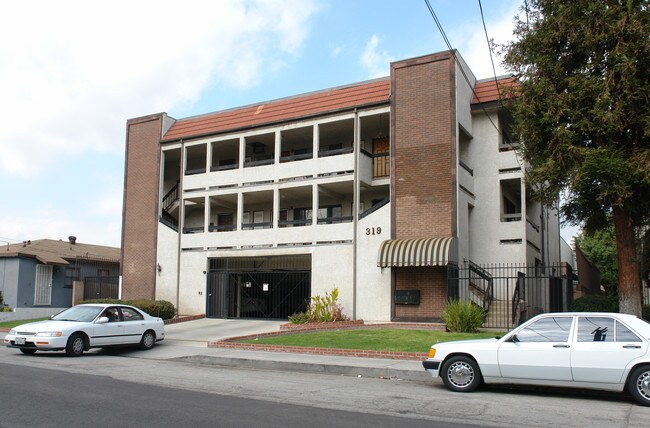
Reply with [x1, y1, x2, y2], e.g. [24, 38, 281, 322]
[0, 0, 580, 248]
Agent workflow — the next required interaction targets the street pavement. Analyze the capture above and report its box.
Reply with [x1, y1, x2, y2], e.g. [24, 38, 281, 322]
[142, 318, 429, 382]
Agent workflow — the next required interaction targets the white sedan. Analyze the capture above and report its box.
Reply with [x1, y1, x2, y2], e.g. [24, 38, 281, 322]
[423, 312, 650, 406]
[4, 303, 165, 357]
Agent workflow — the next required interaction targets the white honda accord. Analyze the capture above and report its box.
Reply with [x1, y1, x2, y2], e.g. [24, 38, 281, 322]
[4, 303, 165, 357]
[423, 312, 650, 406]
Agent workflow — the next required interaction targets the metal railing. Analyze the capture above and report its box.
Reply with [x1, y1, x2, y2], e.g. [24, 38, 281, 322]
[448, 262, 574, 329]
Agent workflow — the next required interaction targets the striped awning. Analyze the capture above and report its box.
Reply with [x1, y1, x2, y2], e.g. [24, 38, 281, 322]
[377, 237, 458, 268]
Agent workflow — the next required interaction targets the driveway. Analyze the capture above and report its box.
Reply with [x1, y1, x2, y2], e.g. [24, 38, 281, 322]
[164, 318, 284, 346]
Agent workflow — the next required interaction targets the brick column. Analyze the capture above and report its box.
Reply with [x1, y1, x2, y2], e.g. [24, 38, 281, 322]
[121, 114, 165, 300]
[390, 52, 458, 321]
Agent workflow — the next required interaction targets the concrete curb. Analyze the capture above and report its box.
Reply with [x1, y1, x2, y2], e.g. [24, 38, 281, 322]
[171, 354, 430, 382]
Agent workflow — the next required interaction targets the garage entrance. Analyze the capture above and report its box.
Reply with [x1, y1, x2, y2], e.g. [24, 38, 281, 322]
[206, 255, 311, 319]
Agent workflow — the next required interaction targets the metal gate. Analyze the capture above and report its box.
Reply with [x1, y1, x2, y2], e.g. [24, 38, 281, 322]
[34, 264, 53, 305]
[447, 262, 574, 329]
[207, 255, 311, 319]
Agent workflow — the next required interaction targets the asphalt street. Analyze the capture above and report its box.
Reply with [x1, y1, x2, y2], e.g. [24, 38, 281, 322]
[2, 319, 650, 427]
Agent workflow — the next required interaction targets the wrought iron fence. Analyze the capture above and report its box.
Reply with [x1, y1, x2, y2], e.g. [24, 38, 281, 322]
[448, 262, 574, 329]
[83, 276, 119, 300]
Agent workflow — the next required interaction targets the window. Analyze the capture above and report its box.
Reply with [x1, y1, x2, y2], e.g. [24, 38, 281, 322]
[64, 267, 80, 288]
[500, 178, 522, 222]
[317, 205, 342, 224]
[293, 207, 312, 226]
[121, 307, 144, 321]
[97, 268, 110, 277]
[515, 317, 573, 342]
[578, 317, 641, 342]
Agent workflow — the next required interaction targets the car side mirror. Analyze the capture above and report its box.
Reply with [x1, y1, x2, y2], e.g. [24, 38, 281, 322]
[508, 334, 519, 343]
[96, 316, 109, 324]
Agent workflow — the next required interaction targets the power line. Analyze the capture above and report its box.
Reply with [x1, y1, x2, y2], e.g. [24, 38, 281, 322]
[423, 0, 524, 174]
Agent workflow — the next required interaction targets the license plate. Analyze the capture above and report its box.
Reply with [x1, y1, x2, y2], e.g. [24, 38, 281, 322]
[15, 337, 26, 345]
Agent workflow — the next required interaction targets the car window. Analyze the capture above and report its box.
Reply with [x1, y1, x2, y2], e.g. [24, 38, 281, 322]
[121, 307, 144, 321]
[102, 307, 121, 322]
[616, 321, 642, 342]
[578, 317, 614, 342]
[52, 306, 103, 322]
[515, 317, 573, 342]
[577, 317, 642, 342]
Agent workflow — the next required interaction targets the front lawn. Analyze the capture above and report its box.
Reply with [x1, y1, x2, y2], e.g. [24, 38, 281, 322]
[0, 318, 48, 329]
[239, 328, 502, 353]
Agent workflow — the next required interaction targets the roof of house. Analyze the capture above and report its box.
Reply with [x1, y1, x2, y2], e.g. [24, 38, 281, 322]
[0, 239, 120, 265]
[161, 75, 518, 143]
[472, 76, 518, 104]
[162, 78, 391, 143]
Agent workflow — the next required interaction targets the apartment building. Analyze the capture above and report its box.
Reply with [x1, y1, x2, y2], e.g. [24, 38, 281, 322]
[121, 50, 566, 324]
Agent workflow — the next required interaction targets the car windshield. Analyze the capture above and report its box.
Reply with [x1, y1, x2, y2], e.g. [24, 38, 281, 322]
[51, 306, 104, 322]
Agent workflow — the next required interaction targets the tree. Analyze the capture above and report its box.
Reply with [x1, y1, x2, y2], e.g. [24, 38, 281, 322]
[575, 225, 618, 295]
[502, 1, 650, 315]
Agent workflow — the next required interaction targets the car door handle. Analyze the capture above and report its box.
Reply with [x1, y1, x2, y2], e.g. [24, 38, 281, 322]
[553, 344, 570, 348]
[623, 345, 642, 349]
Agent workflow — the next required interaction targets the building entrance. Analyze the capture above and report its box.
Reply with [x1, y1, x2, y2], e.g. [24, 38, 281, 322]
[206, 255, 311, 319]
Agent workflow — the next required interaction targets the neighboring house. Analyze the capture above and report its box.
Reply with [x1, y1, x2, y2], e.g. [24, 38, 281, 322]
[121, 50, 571, 326]
[0, 237, 120, 318]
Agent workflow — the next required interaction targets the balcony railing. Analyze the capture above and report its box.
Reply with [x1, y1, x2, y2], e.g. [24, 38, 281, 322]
[359, 197, 389, 220]
[317, 216, 353, 225]
[209, 224, 236, 232]
[279, 219, 311, 228]
[361, 149, 390, 178]
[162, 181, 180, 212]
[318, 147, 353, 158]
[501, 213, 522, 222]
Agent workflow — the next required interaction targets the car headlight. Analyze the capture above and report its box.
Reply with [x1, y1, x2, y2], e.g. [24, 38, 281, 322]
[8, 329, 16, 335]
[428, 348, 436, 359]
[35, 332, 62, 337]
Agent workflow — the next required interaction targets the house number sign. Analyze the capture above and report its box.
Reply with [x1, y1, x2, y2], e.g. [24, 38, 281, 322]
[365, 227, 382, 235]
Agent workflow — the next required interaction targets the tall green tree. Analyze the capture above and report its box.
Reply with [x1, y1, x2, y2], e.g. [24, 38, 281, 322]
[502, 0, 650, 315]
[575, 226, 618, 294]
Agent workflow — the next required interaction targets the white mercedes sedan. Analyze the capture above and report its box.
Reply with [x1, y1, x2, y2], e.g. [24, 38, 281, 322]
[4, 303, 165, 357]
[423, 312, 650, 406]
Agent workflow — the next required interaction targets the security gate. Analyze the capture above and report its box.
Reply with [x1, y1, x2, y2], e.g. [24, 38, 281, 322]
[207, 255, 311, 319]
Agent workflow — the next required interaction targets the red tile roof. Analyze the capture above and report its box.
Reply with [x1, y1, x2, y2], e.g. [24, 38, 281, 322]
[472, 76, 518, 104]
[162, 79, 391, 142]
[161, 75, 518, 142]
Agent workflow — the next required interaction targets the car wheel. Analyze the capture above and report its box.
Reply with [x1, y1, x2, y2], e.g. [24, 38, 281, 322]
[628, 365, 650, 406]
[20, 348, 37, 355]
[139, 330, 156, 350]
[65, 333, 85, 357]
[441, 356, 482, 392]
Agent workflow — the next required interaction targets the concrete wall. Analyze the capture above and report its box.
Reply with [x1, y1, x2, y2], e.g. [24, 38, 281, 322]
[467, 112, 527, 264]
[155, 222, 180, 306]
[0, 258, 20, 308]
[0, 307, 67, 322]
[356, 203, 392, 322]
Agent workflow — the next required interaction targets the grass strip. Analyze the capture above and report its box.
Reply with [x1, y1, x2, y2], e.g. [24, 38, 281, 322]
[239, 329, 503, 353]
[0, 318, 49, 329]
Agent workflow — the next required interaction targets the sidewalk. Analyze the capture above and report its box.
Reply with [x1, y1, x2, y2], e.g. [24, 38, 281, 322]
[140, 318, 431, 382]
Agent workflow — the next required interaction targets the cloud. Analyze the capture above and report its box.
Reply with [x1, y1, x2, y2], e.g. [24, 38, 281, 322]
[449, 1, 520, 79]
[0, 0, 317, 177]
[360, 35, 393, 79]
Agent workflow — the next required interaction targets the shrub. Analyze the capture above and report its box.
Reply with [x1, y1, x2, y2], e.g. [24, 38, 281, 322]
[0, 290, 12, 311]
[571, 295, 619, 313]
[443, 299, 486, 333]
[82, 299, 176, 320]
[288, 312, 310, 324]
[292, 288, 348, 323]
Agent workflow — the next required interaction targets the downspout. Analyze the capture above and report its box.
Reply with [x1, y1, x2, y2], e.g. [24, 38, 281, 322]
[176, 139, 184, 314]
[352, 108, 359, 320]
